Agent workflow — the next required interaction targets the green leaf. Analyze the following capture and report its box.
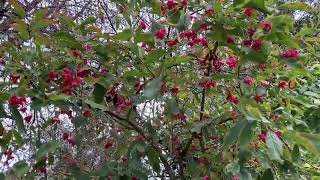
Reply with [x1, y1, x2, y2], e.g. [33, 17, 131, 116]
[10, 107, 25, 134]
[279, 3, 316, 13]
[266, 132, 283, 162]
[234, 0, 270, 14]
[267, 15, 294, 33]
[34, 141, 61, 161]
[291, 144, 300, 163]
[92, 83, 106, 104]
[207, 31, 226, 43]
[244, 0, 270, 14]
[146, 147, 160, 173]
[298, 27, 319, 37]
[53, 32, 82, 49]
[164, 56, 191, 67]
[168, 10, 181, 24]
[135, 32, 154, 43]
[115, 29, 132, 41]
[47, 94, 70, 101]
[3, 131, 13, 146]
[305, 37, 320, 42]
[236, 168, 253, 180]
[239, 122, 255, 147]
[13, 130, 24, 146]
[0, 93, 10, 103]
[85, 100, 106, 110]
[260, 169, 274, 180]
[123, 70, 148, 78]
[32, 9, 47, 23]
[244, 50, 268, 64]
[0, 105, 8, 118]
[80, 16, 97, 27]
[31, 19, 53, 32]
[13, 161, 29, 177]
[146, 49, 166, 64]
[11, 20, 29, 40]
[284, 131, 320, 156]
[9, 0, 26, 18]
[223, 119, 247, 148]
[226, 161, 240, 174]
[233, 0, 245, 7]
[143, 77, 162, 99]
[176, 15, 189, 32]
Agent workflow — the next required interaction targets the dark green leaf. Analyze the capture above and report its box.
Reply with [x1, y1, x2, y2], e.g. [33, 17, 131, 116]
[266, 132, 283, 162]
[239, 122, 255, 147]
[34, 141, 61, 161]
[0, 105, 8, 118]
[176, 15, 189, 32]
[291, 144, 300, 163]
[85, 100, 106, 110]
[10, 107, 25, 134]
[13, 161, 29, 177]
[13, 130, 24, 146]
[0, 93, 10, 103]
[146, 147, 160, 173]
[80, 17, 97, 27]
[260, 169, 274, 180]
[92, 83, 106, 104]
[223, 119, 247, 148]
[146, 49, 166, 64]
[168, 10, 181, 24]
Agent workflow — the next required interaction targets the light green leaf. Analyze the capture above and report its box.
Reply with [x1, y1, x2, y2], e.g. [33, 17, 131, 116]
[47, 94, 70, 101]
[54, 32, 82, 49]
[164, 56, 191, 67]
[305, 37, 320, 42]
[236, 168, 253, 180]
[123, 70, 148, 78]
[11, 20, 29, 40]
[226, 161, 240, 174]
[32, 19, 53, 32]
[9, 0, 26, 18]
[279, 2, 316, 13]
[115, 29, 132, 41]
[143, 77, 162, 99]
[234, 0, 270, 14]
